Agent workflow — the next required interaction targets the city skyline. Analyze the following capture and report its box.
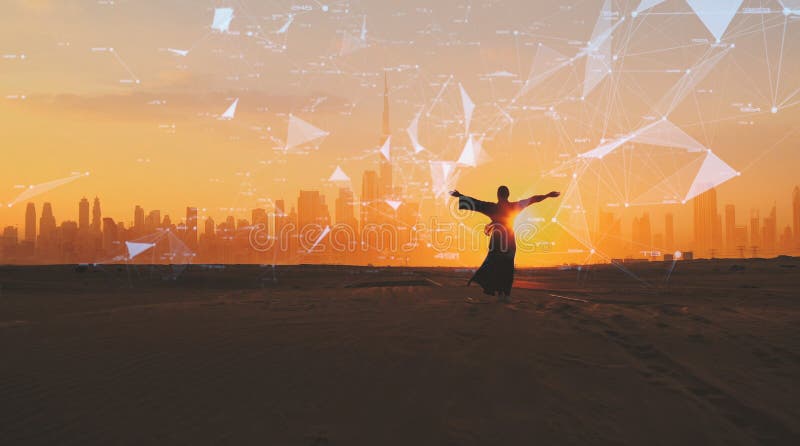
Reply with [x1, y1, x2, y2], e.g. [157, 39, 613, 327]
[2, 182, 799, 266]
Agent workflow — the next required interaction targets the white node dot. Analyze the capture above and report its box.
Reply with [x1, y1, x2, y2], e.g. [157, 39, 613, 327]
[771, 106, 778, 114]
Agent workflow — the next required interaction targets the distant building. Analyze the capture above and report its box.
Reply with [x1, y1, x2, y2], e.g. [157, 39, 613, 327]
[693, 188, 719, 258]
[297, 190, 329, 229]
[779, 225, 793, 253]
[146, 210, 161, 232]
[762, 205, 777, 255]
[162, 215, 174, 232]
[750, 209, 761, 253]
[24, 203, 36, 244]
[102, 217, 117, 253]
[79, 197, 90, 231]
[361, 170, 379, 229]
[252, 208, 268, 233]
[38, 203, 57, 258]
[91, 197, 102, 232]
[725, 204, 735, 254]
[61, 221, 79, 261]
[1, 226, 18, 259]
[134, 205, 145, 232]
[204, 217, 215, 238]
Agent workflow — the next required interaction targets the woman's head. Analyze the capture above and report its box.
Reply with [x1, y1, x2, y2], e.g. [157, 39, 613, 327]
[497, 185, 510, 201]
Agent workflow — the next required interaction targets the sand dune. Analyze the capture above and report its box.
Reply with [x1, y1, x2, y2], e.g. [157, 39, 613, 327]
[1, 259, 799, 445]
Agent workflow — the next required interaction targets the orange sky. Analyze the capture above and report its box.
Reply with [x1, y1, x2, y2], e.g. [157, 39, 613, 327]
[2, 0, 799, 265]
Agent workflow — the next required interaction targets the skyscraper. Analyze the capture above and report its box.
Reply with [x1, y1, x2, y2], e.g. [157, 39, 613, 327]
[725, 204, 735, 254]
[91, 197, 102, 232]
[693, 188, 718, 258]
[361, 170, 379, 229]
[204, 217, 215, 238]
[762, 205, 777, 254]
[1, 226, 18, 259]
[79, 197, 90, 231]
[146, 210, 161, 231]
[24, 202, 36, 243]
[39, 203, 56, 240]
[750, 209, 761, 253]
[102, 217, 117, 252]
[297, 191, 327, 229]
[38, 202, 57, 258]
[134, 205, 145, 232]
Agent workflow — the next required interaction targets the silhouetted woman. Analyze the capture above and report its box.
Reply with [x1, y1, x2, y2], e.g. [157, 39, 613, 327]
[450, 186, 560, 301]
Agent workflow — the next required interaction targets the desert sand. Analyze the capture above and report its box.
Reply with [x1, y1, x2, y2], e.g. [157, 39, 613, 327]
[1, 259, 799, 445]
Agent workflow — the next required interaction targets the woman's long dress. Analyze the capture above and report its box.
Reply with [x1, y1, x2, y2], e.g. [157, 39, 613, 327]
[459, 195, 536, 295]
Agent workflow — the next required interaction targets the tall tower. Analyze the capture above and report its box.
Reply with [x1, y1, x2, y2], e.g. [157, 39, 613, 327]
[361, 170, 379, 229]
[750, 209, 761, 251]
[762, 204, 777, 254]
[38, 202, 57, 257]
[693, 188, 718, 258]
[24, 203, 36, 243]
[79, 197, 90, 231]
[134, 205, 145, 232]
[379, 72, 392, 198]
[91, 197, 102, 232]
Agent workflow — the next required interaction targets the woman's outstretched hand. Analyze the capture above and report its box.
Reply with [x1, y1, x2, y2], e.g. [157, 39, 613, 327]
[547, 191, 561, 198]
[449, 190, 463, 198]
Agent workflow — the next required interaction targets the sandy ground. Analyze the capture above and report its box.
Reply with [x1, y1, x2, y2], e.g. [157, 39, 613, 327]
[1, 259, 799, 445]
